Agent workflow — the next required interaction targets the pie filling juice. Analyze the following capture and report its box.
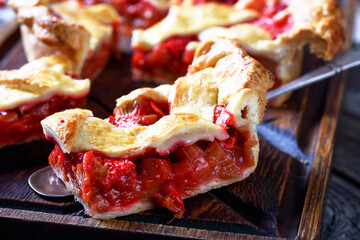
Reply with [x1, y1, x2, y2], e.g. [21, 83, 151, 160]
[48, 98, 257, 217]
[0, 96, 86, 146]
[132, 0, 293, 83]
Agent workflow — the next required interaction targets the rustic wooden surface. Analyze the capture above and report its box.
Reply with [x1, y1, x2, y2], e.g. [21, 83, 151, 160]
[320, 2, 360, 239]
[0, 1, 359, 239]
[321, 66, 360, 240]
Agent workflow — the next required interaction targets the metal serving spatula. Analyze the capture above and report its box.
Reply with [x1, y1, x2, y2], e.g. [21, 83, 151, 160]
[267, 47, 360, 100]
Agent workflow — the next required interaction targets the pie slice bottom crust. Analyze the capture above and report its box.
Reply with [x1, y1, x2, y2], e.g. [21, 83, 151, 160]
[41, 38, 274, 219]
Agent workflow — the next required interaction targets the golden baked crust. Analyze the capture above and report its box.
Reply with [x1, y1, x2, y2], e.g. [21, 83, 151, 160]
[197, 24, 304, 105]
[188, 38, 274, 125]
[19, 54, 75, 73]
[196, 0, 344, 63]
[281, 0, 344, 61]
[17, 6, 91, 75]
[50, 1, 121, 50]
[0, 56, 90, 110]
[15, 2, 121, 78]
[132, 1, 258, 49]
[42, 38, 273, 157]
[42, 109, 229, 157]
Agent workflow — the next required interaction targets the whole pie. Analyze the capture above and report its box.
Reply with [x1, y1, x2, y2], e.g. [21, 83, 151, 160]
[10, 0, 121, 80]
[41, 38, 274, 219]
[131, 0, 344, 104]
[0, 55, 90, 148]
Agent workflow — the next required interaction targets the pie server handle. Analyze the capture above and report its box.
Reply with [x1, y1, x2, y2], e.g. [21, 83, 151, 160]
[266, 47, 360, 100]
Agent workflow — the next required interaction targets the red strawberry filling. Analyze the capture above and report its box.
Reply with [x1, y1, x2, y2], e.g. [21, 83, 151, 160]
[0, 95, 86, 147]
[106, 97, 169, 128]
[132, 35, 197, 81]
[248, 0, 293, 39]
[49, 99, 257, 217]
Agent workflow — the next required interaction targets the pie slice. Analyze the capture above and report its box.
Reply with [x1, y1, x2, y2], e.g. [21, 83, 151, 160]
[0, 55, 90, 148]
[131, 0, 344, 104]
[11, 0, 121, 80]
[41, 38, 274, 219]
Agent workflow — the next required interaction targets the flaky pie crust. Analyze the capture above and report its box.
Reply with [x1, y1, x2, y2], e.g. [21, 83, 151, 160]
[14, 2, 121, 77]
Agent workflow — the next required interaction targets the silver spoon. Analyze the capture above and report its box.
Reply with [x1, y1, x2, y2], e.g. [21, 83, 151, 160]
[27, 48, 360, 198]
[28, 166, 72, 197]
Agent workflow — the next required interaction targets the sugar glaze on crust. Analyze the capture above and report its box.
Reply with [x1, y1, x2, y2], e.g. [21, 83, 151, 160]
[42, 38, 274, 219]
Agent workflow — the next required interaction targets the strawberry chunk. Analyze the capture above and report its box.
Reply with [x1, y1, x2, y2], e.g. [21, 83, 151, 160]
[172, 158, 196, 183]
[82, 151, 108, 203]
[132, 35, 197, 79]
[107, 97, 169, 128]
[191, 157, 213, 184]
[204, 140, 228, 168]
[105, 160, 138, 192]
[175, 144, 213, 185]
[217, 159, 242, 180]
[175, 144, 203, 161]
[141, 158, 174, 181]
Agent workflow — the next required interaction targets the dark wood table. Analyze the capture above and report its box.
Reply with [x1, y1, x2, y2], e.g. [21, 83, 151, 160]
[320, 2, 360, 239]
[0, 2, 359, 239]
[321, 65, 360, 240]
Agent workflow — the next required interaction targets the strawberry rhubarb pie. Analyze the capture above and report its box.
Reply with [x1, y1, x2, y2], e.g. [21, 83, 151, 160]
[131, 0, 344, 104]
[10, 0, 121, 80]
[0, 55, 90, 148]
[41, 38, 274, 218]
